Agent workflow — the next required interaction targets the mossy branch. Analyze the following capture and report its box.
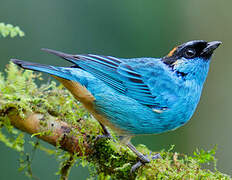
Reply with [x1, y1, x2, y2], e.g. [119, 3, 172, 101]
[0, 63, 231, 179]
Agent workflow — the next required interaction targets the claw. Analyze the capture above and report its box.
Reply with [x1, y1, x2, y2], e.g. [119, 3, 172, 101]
[95, 122, 115, 142]
[130, 154, 150, 173]
[152, 153, 162, 160]
[130, 153, 161, 173]
[95, 133, 113, 142]
[131, 161, 143, 173]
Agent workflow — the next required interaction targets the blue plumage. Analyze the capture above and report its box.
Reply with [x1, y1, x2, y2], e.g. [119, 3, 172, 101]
[11, 40, 221, 170]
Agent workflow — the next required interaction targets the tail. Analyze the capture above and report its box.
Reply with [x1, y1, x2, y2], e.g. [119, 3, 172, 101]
[41, 48, 79, 65]
[11, 59, 76, 81]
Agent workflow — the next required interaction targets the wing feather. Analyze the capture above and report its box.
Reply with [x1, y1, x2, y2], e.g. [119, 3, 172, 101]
[70, 54, 160, 107]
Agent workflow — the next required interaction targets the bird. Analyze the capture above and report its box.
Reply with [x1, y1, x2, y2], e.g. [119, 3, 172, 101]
[11, 40, 221, 171]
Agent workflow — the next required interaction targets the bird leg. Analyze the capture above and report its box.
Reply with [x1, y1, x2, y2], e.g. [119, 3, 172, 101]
[127, 142, 150, 163]
[126, 142, 162, 172]
[95, 122, 113, 141]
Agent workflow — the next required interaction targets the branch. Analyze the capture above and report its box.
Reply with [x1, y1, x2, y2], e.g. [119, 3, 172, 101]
[7, 109, 91, 155]
[0, 63, 230, 180]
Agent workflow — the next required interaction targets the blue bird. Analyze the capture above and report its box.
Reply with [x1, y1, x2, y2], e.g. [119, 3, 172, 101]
[11, 40, 221, 171]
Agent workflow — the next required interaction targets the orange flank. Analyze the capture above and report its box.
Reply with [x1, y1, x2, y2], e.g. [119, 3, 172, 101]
[53, 76, 127, 135]
[52, 76, 95, 106]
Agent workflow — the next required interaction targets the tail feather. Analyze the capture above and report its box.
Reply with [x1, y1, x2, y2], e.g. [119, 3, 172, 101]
[11, 59, 76, 81]
[41, 48, 73, 59]
[41, 48, 82, 68]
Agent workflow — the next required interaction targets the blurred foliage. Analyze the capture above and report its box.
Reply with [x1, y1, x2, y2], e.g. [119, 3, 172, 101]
[0, 22, 25, 38]
[0, 63, 231, 179]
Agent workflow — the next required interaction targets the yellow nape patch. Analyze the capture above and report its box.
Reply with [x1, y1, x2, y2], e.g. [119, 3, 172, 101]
[52, 76, 95, 106]
[167, 47, 177, 57]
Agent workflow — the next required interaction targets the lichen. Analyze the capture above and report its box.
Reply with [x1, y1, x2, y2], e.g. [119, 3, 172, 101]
[0, 63, 231, 180]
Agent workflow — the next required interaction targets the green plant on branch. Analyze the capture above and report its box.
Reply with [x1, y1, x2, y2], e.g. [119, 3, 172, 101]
[0, 22, 25, 38]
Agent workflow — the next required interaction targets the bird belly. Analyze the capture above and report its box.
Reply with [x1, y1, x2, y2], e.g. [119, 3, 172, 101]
[93, 90, 201, 135]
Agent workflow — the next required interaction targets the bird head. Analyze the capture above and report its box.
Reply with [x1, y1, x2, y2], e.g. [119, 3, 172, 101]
[162, 40, 221, 83]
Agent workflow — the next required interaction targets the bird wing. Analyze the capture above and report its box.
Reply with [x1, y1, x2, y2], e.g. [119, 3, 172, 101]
[75, 54, 159, 107]
[69, 54, 176, 108]
[41, 49, 178, 109]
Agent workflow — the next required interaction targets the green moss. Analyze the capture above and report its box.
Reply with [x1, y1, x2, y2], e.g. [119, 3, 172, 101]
[0, 63, 231, 179]
[0, 63, 94, 126]
[88, 140, 230, 180]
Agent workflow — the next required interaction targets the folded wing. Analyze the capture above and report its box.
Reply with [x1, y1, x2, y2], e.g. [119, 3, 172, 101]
[41, 49, 176, 109]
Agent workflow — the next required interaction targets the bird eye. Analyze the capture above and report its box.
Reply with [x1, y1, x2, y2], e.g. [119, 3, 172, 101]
[183, 48, 196, 59]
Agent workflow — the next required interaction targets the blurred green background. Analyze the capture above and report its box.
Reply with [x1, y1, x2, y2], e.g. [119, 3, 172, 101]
[0, 0, 231, 179]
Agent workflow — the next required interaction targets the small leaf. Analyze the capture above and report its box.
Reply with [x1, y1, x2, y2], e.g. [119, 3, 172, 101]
[0, 22, 25, 38]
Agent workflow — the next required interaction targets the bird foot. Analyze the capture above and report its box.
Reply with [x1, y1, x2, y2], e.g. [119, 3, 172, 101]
[131, 153, 162, 173]
[95, 133, 113, 142]
[95, 123, 115, 142]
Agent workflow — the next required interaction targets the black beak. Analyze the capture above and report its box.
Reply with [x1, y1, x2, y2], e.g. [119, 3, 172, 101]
[201, 41, 222, 57]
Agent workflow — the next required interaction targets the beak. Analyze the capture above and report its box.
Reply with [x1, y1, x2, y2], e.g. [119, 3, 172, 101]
[201, 41, 222, 57]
